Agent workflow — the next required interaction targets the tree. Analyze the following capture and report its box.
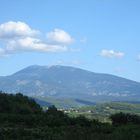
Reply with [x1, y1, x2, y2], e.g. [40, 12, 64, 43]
[110, 112, 140, 125]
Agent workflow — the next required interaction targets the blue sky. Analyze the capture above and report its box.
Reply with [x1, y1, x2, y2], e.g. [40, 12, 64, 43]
[0, 0, 140, 82]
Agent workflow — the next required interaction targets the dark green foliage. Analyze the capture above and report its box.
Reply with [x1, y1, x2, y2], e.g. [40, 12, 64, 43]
[110, 112, 140, 125]
[0, 91, 42, 114]
[0, 92, 140, 139]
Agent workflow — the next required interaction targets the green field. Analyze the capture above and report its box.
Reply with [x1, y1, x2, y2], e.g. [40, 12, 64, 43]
[66, 102, 140, 122]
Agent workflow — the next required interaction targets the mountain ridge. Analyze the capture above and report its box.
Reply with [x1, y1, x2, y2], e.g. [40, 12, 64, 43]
[0, 65, 140, 102]
[12, 65, 140, 83]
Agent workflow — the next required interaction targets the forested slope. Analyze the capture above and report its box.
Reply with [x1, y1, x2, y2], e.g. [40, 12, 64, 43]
[0, 92, 140, 140]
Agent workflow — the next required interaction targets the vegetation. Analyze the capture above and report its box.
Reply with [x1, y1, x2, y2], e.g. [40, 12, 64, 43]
[0, 91, 140, 140]
[66, 102, 140, 122]
[110, 112, 140, 125]
[34, 96, 86, 108]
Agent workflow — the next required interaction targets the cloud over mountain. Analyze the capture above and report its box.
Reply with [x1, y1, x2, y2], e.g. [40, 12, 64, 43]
[0, 21, 39, 39]
[46, 29, 74, 45]
[0, 21, 74, 56]
[100, 50, 124, 59]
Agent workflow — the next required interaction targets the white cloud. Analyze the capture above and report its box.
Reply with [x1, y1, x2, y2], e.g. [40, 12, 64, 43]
[0, 21, 75, 56]
[0, 48, 6, 56]
[46, 29, 74, 45]
[0, 37, 67, 56]
[100, 49, 124, 59]
[49, 60, 83, 66]
[0, 21, 39, 39]
[138, 55, 140, 60]
[69, 48, 81, 52]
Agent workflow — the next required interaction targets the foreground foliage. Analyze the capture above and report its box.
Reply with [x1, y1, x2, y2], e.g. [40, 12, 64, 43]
[0, 92, 140, 140]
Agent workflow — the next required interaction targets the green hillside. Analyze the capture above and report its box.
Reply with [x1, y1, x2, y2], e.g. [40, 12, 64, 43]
[34, 96, 96, 109]
[67, 102, 140, 122]
[0, 92, 140, 140]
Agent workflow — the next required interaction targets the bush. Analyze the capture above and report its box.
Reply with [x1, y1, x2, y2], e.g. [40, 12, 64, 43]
[110, 112, 140, 125]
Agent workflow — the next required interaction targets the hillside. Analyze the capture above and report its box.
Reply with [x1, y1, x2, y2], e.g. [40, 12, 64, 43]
[0, 91, 42, 114]
[0, 65, 140, 103]
[67, 102, 140, 122]
[0, 92, 140, 140]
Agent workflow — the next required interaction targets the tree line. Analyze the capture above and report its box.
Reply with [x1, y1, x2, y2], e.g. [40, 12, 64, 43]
[0, 91, 140, 140]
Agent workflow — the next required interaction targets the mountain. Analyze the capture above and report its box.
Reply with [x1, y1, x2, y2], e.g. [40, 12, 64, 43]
[0, 65, 140, 102]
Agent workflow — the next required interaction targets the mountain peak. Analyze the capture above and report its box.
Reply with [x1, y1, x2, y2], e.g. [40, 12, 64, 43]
[0, 65, 140, 102]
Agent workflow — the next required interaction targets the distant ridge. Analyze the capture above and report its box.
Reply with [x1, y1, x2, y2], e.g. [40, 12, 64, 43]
[0, 65, 140, 102]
